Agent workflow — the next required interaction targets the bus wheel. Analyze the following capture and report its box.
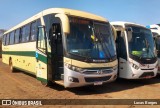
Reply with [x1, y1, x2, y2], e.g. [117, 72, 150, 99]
[41, 81, 48, 86]
[9, 59, 16, 72]
[41, 81, 52, 86]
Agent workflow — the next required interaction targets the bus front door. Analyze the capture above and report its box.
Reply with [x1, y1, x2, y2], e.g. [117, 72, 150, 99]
[116, 31, 127, 78]
[50, 23, 64, 83]
[36, 26, 48, 85]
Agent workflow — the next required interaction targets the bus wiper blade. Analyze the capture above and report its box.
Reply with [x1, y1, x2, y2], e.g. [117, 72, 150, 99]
[69, 52, 89, 60]
[100, 35, 113, 60]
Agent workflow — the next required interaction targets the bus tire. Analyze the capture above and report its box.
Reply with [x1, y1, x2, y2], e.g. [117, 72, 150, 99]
[41, 81, 48, 86]
[41, 80, 52, 86]
[9, 59, 16, 72]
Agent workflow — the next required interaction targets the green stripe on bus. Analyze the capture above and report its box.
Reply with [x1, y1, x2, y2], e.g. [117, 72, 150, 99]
[2, 51, 47, 64]
[37, 77, 48, 83]
[2, 51, 35, 57]
[37, 53, 47, 64]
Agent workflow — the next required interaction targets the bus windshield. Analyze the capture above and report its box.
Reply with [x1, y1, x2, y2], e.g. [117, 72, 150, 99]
[127, 25, 156, 59]
[66, 17, 116, 61]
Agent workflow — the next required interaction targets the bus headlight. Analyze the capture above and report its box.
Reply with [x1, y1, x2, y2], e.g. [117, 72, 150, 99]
[65, 63, 84, 72]
[132, 63, 139, 70]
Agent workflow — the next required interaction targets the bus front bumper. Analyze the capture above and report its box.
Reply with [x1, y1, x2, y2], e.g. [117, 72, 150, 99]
[129, 68, 157, 79]
[63, 66, 117, 88]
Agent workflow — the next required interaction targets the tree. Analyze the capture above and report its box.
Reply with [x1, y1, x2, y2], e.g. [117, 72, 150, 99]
[0, 29, 6, 40]
[0, 29, 6, 58]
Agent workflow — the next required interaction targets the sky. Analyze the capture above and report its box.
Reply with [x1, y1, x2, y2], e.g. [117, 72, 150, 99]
[0, 0, 160, 30]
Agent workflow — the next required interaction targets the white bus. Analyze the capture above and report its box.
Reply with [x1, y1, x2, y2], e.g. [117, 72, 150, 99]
[146, 24, 160, 36]
[2, 8, 118, 88]
[147, 24, 160, 73]
[111, 21, 158, 79]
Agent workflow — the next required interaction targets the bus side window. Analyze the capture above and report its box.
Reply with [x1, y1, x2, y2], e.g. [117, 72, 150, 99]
[116, 31, 127, 60]
[37, 26, 46, 53]
[21, 26, 26, 43]
[30, 19, 41, 41]
[15, 29, 20, 44]
[25, 24, 31, 42]
[9, 31, 15, 45]
[31, 21, 37, 41]
[19, 28, 22, 43]
[20, 24, 30, 43]
[3, 35, 6, 45]
[6, 34, 10, 45]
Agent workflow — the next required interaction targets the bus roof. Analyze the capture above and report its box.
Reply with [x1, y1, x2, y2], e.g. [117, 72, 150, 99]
[146, 24, 160, 28]
[4, 8, 108, 34]
[147, 24, 160, 35]
[111, 21, 146, 28]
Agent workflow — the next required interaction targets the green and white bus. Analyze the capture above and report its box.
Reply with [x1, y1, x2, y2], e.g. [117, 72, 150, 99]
[2, 8, 118, 88]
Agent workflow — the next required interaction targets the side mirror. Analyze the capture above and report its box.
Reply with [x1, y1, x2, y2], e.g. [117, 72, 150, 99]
[55, 14, 70, 34]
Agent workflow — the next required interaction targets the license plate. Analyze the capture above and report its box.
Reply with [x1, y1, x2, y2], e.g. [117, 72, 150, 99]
[144, 76, 152, 79]
[94, 82, 103, 85]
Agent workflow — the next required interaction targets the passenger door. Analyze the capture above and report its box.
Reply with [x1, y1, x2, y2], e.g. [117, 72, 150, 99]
[116, 31, 128, 77]
[50, 23, 64, 80]
[36, 26, 48, 85]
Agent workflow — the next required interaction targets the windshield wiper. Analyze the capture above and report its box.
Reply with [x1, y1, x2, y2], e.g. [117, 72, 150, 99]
[103, 43, 112, 60]
[146, 40, 155, 58]
[99, 34, 113, 60]
[68, 52, 90, 61]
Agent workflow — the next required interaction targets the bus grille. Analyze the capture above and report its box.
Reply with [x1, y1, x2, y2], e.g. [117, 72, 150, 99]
[139, 72, 154, 78]
[83, 69, 113, 75]
[84, 76, 112, 82]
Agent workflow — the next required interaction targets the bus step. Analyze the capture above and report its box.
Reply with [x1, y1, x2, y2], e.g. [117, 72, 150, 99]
[54, 80, 64, 86]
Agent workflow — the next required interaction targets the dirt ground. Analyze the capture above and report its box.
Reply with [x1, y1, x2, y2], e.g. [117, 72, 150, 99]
[0, 58, 160, 108]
